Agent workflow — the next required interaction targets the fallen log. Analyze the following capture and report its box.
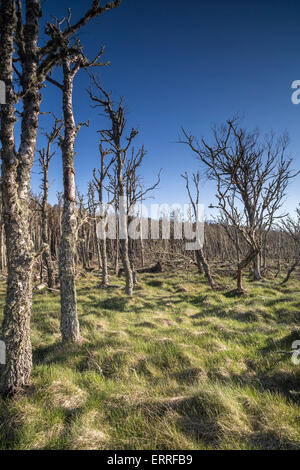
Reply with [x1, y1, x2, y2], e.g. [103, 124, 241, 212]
[118, 262, 163, 277]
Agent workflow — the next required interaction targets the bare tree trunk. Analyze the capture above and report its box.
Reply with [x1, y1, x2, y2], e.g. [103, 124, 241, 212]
[0, 0, 41, 396]
[139, 201, 145, 268]
[237, 249, 256, 291]
[275, 233, 282, 278]
[99, 228, 109, 286]
[59, 58, 80, 343]
[181, 172, 216, 288]
[114, 202, 120, 275]
[95, 233, 101, 271]
[99, 194, 108, 286]
[42, 210, 55, 289]
[253, 252, 262, 280]
[0, 221, 4, 272]
[195, 250, 203, 274]
[140, 232, 145, 268]
[93, 140, 115, 286]
[87, 78, 137, 295]
[119, 196, 133, 295]
[115, 241, 119, 275]
[89, 185, 101, 270]
[39, 133, 59, 289]
[128, 217, 137, 285]
[235, 229, 240, 263]
[262, 234, 267, 271]
[282, 256, 300, 284]
[196, 248, 216, 289]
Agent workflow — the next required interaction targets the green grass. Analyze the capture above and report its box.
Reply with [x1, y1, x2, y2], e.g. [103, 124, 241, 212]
[0, 269, 299, 450]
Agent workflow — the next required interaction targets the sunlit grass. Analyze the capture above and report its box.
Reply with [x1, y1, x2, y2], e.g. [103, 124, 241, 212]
[0, 269, 299, 449]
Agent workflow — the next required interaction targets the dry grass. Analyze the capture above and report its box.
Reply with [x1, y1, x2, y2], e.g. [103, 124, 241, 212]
[0, 268, 299, 449]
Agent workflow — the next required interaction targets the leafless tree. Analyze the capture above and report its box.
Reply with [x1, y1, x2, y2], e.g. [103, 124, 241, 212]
[87, 76, 138, 295]
[38, 115, 62, 288]
[125, 147, 161, 284]
[281, 205, 300, 283]
[0, 0, 121, 394]
[93, 142, 115, 286]
[181, 171, 216, 289]
[87, 182, 102, 271]
[180, 119, 297, 292]
[45, 14, 111, 341]
[77, 191, 90, 270]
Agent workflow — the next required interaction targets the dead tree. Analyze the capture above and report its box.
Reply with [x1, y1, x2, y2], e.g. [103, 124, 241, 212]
[181, 171, 216, 289]
[38, 115, 62, 288]
[139, 194, 145, 268]
[0, 0, 121, 396]
[88, 182, 101, 270]
[0, 195, 6, 272]
[261, 231, 268, 272]
[274, 230, 283, 278]
[180, 120, 296, 292]
[77, 191, 90, 270]
[0, 0, 44, 396]
[125, 147, 161, 284]
[88, 77, 138, 296]
[93, 142, 115, 286]
[110, 171, 120, 275]
[281, 205, 300, 283]
[45, 22, 108, 341]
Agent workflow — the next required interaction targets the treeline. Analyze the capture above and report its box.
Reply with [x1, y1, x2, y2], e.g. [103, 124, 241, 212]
[0, 195, 296, 284]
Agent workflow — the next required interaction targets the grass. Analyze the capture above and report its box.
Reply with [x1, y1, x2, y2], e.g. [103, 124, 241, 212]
[0, 268, 299, 450]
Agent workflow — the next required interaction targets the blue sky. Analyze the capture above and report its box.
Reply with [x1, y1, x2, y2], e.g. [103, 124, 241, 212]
[33, 0, 300, 217]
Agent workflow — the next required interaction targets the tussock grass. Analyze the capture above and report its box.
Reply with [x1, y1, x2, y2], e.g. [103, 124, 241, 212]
[0, 269, 299, 449]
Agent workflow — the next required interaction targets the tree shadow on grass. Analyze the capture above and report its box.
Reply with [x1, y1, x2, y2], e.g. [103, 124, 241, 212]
[95, 297, 129, 312]
[256, 370, 300, 401]
[114, 393, 222, 448]
[33, 341, 84, 366]
[224, 289, 247, 298]
[249, 431, 300, 450]
[260, 329, 300, 354]
[37, 405, 86, 450]
[264, 296, 295, 307]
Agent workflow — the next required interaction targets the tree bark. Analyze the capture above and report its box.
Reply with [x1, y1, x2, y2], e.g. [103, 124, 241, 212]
[0, 0, 41, 396]
[99, 221, 109, 286]
[114, 209, 120, 275]
[59, 58, 80, 343]
[253, 253, 262, 281]
[195, 250, 203, 274]
[128, 217, 137, 285]
[119, 196, 133, 296]
[41, 166, 55, 288]
[99, 173, 109, 286]
[196, 248, 216, 289]
[237, 249, 257, 291]
[282, 255, 300, 284]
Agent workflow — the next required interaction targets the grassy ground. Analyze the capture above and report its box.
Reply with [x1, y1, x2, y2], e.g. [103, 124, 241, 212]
[0, 268, 299, 450]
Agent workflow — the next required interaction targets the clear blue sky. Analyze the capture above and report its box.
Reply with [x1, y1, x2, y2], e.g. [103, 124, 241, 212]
[33, 0, 300, 216]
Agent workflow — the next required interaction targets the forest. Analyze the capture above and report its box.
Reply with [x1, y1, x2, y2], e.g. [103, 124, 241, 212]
[0, 0, 299, 453]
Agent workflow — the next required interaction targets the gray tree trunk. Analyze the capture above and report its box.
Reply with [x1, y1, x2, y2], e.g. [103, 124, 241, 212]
[195, 250, 203, 274]
[59, 57, 80, 343]
[128, 217, 137, 285]
[253, 253, 262, 280]
[237, 249, 257, 291]
[196, 249, 216, 289]
[119, 196, 133, 296]
[0, 0, 42, 396]
[99, 219, 109, 286]
[41, 167, 55, 289]
[282, 254, 300, 284]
